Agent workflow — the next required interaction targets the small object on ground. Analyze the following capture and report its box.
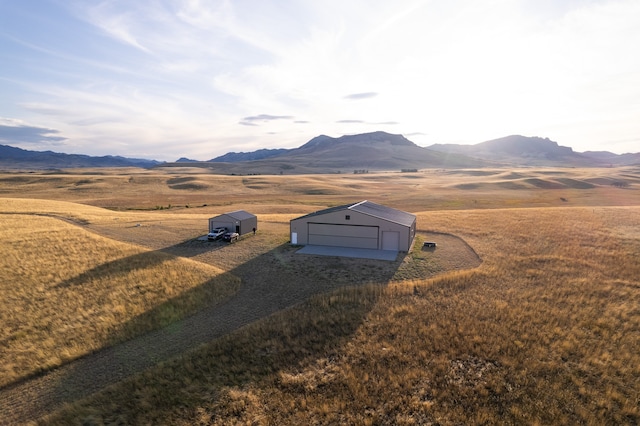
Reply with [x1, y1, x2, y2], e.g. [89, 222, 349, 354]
[423, 241, 437, 248]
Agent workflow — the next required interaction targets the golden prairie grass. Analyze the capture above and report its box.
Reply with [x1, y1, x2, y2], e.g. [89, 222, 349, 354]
[42, 206, 640, 425]
[0, 203, 240, 388]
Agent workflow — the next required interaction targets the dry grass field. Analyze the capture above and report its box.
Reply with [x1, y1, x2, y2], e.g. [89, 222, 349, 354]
[1, 166, 639, 424]
[0, 199, 240, 389]
[1, 166, 638, 211]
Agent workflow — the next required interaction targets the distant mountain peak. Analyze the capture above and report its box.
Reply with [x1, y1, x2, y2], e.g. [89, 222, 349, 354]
[298, 131, 415, 152]
[209, 147, 289, 163]
[192, 131, 485, 172]
[480, 135, 574, 155]
[428, 135, 601, 166]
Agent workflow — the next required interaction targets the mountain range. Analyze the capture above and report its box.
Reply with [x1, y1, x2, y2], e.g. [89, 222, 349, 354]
[0, 144, 161, 169]
[1, 132, 638, 171]
[204, 131, 485, 171]
[428, 135, 640, 167]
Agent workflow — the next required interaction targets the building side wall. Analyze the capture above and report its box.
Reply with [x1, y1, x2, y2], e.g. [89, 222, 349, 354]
[408, 220, 416, 251]
[238, 215, 258, 236]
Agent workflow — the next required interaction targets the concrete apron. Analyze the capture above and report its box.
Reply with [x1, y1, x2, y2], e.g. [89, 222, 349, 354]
[295, 245, 399, 261]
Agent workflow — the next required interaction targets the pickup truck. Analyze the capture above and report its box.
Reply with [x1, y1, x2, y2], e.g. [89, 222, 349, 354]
[207, 227, 226, 241]
[222, 232, 239, 243]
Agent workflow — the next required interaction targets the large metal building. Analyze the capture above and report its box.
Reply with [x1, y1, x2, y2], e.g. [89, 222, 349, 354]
[290, 200, 416, 252]
[209, 210, 257, 236]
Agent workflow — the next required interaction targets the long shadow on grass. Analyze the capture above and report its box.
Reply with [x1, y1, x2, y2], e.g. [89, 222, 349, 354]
[58, 282, 387, 423]
[2, 240, 404, 424]
[53, 237, 231, 289]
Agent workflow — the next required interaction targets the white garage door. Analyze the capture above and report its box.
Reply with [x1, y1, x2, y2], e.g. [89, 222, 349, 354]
[308, 223, 379, 249]
[382, 231, 400, 251]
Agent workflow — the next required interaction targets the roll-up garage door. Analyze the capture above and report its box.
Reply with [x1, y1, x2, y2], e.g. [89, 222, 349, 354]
[308, 223, 379, 249]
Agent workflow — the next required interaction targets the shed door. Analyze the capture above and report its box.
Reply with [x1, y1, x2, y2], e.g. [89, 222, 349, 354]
[210, 221, 234, 232]
[382, 231, 400, 251]
[308, 223, 378, 249]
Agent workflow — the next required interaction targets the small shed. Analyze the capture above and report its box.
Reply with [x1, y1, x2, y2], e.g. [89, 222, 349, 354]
[290, 200, 416, 252]
[209, 210, 257, 236]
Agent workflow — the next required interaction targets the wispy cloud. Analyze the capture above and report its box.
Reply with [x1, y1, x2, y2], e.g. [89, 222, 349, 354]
[239, 114, 295, 126]
[336, 119, 398, 125]
[81, 2, 152, 53]
[344, 92, 378, 100]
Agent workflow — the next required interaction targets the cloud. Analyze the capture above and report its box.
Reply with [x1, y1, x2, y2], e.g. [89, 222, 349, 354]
[239, 114, 295, 126]
[3, 1, 640, 158]
[336, 119, 398, 125]
[238, 121, 258, 127]
[0, 123, 67, 145]
[344, 92, 378, 100]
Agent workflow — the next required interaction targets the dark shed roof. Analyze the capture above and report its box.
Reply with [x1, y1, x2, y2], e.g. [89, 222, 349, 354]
[293, 200, 415, 227]
[223, 210, 256, 220]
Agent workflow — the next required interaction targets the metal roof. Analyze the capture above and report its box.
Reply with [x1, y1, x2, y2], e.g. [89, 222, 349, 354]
[210, 210, 256, 220]
[349, 200, 416, 226]
[292, 200, 415, 227]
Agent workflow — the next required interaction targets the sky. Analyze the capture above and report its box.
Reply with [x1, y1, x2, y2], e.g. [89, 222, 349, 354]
[1, 0, 639, 161]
